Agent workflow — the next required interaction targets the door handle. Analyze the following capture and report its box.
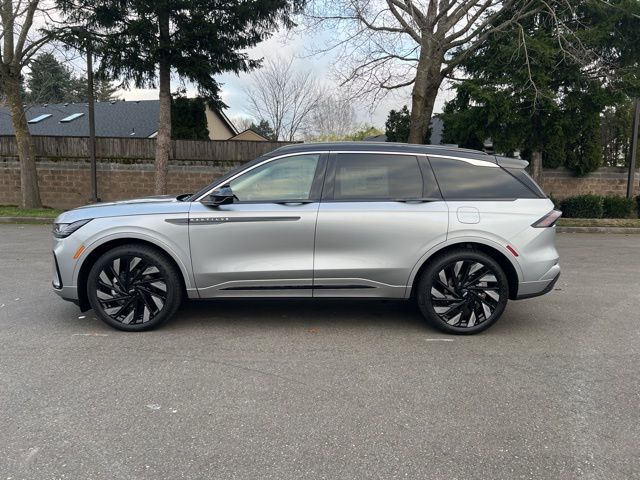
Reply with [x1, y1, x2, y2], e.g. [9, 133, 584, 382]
[393, 198, 439, 204]
[274, 200, 314, 205]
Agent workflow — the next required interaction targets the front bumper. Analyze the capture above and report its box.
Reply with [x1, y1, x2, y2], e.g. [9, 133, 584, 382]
[52, 250, 80, 304]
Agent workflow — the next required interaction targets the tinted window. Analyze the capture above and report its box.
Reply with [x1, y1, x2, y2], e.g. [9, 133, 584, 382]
[505, 168, 545, 197]
[429, 157, 539, 200]
[229, 154, 320, 201]
[333, 153, 423, 200]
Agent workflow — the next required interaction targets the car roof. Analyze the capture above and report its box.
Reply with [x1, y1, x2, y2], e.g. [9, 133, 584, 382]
[268, 142, 528, 168]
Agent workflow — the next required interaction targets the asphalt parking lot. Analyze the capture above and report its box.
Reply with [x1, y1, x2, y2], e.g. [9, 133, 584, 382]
[1, 225, 639, 480]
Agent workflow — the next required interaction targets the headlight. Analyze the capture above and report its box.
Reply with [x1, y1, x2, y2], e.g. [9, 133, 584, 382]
[52, 219, 92, 238]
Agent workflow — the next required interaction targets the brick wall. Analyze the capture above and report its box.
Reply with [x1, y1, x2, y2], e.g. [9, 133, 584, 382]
[540, 167, 640, 200]
[1, 159, 639, 210]
[0, 158, 244, 209]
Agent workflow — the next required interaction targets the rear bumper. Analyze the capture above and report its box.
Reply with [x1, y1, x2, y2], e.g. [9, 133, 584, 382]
[515, 264, 561, 300]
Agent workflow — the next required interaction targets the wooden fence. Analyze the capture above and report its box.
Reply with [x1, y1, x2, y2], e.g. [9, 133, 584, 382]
[0, 135, 297, 161]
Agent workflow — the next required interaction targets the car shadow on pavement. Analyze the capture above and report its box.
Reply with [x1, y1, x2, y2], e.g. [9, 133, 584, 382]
[169, 298, 429, 332]
[56, 295, 547, 336]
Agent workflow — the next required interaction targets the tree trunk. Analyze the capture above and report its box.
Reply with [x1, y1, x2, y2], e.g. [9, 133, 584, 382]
[154, 8, 171, 195]
[530, 149, 543, 185]
[408, 47, 443, 144]
[5, 72, 42, 208]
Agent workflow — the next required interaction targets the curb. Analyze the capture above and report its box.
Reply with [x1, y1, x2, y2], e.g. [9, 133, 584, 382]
[0, 216, 54, 224]
[557, 226, 640, 234]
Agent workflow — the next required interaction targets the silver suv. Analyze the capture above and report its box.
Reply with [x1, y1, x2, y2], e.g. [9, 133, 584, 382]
[52, 143, 561, 334]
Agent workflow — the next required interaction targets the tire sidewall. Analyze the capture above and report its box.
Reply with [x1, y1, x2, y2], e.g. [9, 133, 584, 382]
[87, 245, 182, 331]
[417, 250, 509, 334]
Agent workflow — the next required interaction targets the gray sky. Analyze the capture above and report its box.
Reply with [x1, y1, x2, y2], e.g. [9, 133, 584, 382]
[117, 28, 454, 130]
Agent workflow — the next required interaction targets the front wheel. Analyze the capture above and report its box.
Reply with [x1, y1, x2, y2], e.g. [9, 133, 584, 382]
[87, 244, 183, 331]
[416, 249, 509, 334]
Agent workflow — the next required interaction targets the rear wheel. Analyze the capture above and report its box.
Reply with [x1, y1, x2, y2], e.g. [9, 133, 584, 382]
[87, 244, 183, 331]
[417, 249, 509, 334]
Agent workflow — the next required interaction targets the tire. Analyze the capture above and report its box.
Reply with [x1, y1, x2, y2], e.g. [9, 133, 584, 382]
[416, 249, 509, 335]
[87, 244, 183, 331]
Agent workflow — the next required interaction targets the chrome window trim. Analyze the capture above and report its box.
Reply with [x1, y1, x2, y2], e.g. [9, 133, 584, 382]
[426, 154, 500, 167]
[195, 150, 498, 201]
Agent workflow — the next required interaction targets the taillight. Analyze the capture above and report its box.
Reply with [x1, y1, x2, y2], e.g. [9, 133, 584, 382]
[532, 210, 562, 228]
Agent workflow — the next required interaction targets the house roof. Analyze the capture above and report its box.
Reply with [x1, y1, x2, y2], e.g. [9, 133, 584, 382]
[216, 108, 238, 136]
[0, 100, 160, 138]
[229, 128, 269, 141]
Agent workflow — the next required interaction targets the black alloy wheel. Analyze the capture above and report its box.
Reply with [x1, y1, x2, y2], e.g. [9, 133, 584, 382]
[87, 245, 183, 331]
[417, 249, 509, 334]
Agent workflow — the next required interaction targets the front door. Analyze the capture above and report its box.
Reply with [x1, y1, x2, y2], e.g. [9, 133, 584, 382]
[313, 152, 448, 298]
[189, 153, 326, 297]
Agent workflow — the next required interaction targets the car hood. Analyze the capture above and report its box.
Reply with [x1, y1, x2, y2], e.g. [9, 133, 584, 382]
[74, 195, 179, 209]
[54, 195, 191, 224]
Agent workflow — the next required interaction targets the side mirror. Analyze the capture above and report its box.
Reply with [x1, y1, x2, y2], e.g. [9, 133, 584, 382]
[201, 186, 235, 207]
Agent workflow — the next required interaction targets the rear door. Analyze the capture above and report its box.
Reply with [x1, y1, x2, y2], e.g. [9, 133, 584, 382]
[312, 152, 448, 298]
[189, 153, 327, 297]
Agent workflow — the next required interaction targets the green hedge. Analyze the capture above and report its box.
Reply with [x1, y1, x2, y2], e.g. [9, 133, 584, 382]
[557, 194, 636, 218]
[603, 196, 634, 218]
[560, 195, 604, 218]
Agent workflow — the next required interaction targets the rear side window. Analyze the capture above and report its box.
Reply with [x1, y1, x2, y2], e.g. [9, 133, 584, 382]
[429, 157, 540, 200]
[505, 168, 546, 197]
[333, 153, 423, 200]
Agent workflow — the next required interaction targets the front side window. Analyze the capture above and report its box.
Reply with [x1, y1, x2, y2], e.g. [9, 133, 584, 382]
[229, 154, 320, 202]
[333, 153, 423, 200]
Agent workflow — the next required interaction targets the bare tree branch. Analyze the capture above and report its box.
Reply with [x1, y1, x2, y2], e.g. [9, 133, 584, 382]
[245, 56, 323, 141]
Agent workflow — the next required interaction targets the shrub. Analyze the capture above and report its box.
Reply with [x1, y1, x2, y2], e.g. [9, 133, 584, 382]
[560, 194, 604, 218]
[602, 196, 634, 218]
[636, 195, 640, 218]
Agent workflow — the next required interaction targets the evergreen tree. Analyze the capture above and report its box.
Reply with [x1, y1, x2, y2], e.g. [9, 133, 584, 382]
[441, 1, 640, 178]
[171, 95, 209, 140]
[385, 106, 411, 143]
[27, 53, 73, 103]
[94, 77, 119, 102]
[56, 0, 306, 194]
[26, 52, 120, 104]
[249, 119, 276, 140]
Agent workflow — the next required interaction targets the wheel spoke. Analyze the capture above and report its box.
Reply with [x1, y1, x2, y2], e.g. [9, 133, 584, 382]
[129, 258, 150, 284]
[463, 266, 489, 288]
[434, 280, 459, 298]
[439, 300, 465, 315]
[458, 261, 472, 287]
[98, 295, 131, 305]
[445, 264, 460, 290]
[112, 295, 137, 320]
[138, 283, 167, 298]
[133, 296, 145, 324]
[139, 288, 160, 317]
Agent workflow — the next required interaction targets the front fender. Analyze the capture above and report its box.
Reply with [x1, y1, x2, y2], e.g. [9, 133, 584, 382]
[71, 217, 195, 292]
